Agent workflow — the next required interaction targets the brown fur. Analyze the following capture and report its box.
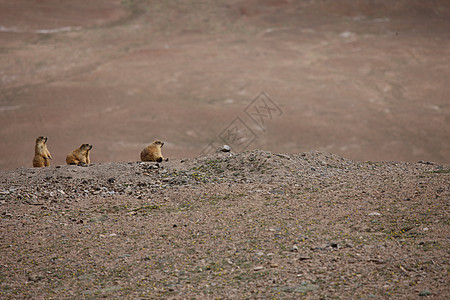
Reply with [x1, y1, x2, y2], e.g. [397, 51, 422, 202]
[33, 136, 52, 167]
[66, 144, 92, 165]
[140, 140, 168, 162]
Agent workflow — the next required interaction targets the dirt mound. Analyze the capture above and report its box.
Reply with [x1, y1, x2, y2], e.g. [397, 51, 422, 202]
[1, 151, 449, 298]
[0, 150, 434, 200]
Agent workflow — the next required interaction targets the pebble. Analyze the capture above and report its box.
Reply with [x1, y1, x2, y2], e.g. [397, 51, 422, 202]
[220, 145, 231, 152]
[253, 266, 264, 271]
[298, 255, 311, 261]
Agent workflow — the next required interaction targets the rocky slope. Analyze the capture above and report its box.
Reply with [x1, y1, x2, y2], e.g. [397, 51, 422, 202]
[0, 150, 449, 298]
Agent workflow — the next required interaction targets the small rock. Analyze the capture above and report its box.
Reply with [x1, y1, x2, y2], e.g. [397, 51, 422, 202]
[28, 274, 44, 282]
[220, 145, 231, 152]
[369, 212, 381, 216]
[291, 245, 299, 252]
[298, 255, 311, 261]
[418, 160, 433, 165]
[274, 153, 290, 159]
[253, 266, 264, 271]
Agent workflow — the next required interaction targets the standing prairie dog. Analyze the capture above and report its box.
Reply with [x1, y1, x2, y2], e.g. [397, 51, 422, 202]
[33, 136, 52, 167]
[66, 144, 92, 165]
[140, 140, 168, 162]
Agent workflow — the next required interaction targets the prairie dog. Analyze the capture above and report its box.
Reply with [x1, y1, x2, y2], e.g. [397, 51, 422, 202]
[66, 144, 92, 165]
[33, 136, 52, 167]
[140, 140, 168, 162]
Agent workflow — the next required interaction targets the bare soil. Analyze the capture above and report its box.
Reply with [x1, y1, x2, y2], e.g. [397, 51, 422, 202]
[0, 150, 449, 298]
[0, 0, 450, 170]
[0, 1, 449, 299]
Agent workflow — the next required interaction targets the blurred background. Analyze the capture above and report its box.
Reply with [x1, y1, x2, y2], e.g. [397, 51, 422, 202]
[0, 0, 449, 170]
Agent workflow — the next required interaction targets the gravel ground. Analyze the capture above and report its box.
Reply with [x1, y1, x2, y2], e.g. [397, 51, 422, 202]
[0, 150, 449, 299]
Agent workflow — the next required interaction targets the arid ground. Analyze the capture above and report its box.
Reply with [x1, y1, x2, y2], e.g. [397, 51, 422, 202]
[0, 151, 449, 298]
[0, 0, 449, 170]
[0, 1, 449, 299]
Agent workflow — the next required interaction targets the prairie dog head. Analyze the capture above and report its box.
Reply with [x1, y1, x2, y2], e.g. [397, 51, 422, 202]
[35, 136, 48, 145]
[80, 144, 93, 152]
[152, 140, 164, 148]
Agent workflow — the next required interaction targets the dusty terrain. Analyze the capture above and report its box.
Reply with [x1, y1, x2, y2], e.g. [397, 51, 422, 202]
[0, 0, 450, 170]
[0, 1, 449, 299]
[0, 150, 449, 298]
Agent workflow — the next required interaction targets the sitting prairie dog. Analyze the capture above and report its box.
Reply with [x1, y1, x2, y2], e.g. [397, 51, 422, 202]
[140, 140, 168, 162]
[33, 136, 52, 167]
[66, 144, 92, 165]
